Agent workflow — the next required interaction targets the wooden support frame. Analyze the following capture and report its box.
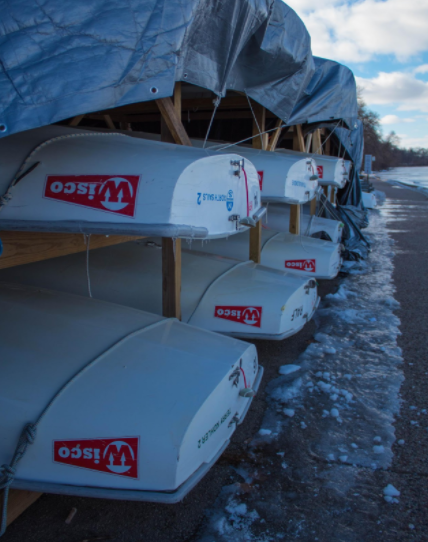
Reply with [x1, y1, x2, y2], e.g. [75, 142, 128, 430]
[162, 238, 181, 319]
[2, 490, 42, 528]
[157, 83, 190, 318]
[0, 232, 143, 270]
[289, 124, 305, 234]
[156, 87, 191, 147]
[267, 118, 283, 152]
[249, 103, 266, 264]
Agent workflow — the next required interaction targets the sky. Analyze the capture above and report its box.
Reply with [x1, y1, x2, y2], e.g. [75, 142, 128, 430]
[286, 0, 428, 149]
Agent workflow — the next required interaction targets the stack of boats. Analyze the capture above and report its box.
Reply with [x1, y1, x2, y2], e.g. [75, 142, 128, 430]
[0, 123, 348, 505]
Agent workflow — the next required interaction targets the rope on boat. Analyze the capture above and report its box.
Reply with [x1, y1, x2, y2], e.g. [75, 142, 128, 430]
[203, 96, 222, 149]
[0, 318, 169, 537]
[0, 132, 127, 212]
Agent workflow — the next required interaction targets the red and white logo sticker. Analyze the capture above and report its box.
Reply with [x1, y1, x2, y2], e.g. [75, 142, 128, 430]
[257, 171, 264, 191]
[316, 166, 324, 179]
[53, 437, 139, 478]
[214, 306, 262, 327]
[44, 175, 140, 217]
[285, 259, 316, 273]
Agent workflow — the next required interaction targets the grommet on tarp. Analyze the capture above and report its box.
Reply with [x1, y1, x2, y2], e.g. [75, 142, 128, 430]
[0, 124, 7, 134]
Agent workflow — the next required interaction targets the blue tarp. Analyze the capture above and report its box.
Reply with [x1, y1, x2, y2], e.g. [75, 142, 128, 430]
[0, 0, 314, 138]
[287, 57, 358, 129]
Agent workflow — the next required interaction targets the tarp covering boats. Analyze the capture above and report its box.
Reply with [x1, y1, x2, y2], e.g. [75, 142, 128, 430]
[0, 282, 262, 501]
[0, 240, 319, 340]
[0, 126, 262, 238]
[0, 0, 314, 139]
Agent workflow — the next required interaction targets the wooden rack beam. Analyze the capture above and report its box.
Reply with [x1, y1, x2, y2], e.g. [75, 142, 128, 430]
[0, 232, 143, 270]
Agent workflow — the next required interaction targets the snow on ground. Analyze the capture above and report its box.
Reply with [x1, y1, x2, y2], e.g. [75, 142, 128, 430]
[198, 202, 403, 541]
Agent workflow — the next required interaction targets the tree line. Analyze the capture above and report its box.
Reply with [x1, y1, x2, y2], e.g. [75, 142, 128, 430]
[358, 90, 428, 170]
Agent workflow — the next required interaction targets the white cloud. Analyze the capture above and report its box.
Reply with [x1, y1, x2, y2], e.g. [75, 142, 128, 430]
[356, 71, 428, 112]
[286, 0, 428, 63]
[397, 134, 428, 149]
[380, 115, 415, 125]
[414, 64, 428, 74]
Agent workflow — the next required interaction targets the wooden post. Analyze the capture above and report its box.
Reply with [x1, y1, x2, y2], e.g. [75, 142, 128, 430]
[311, 129, 322, 155]
[330, 187, 336, 205]
[290, 124, 305, 234]
[289, 204, 300, 235]
[157, 83, 189, 318]
[249, 103, 266, 264]
[162, 238, 181, 319]
[251, 101, 267, 150]
[292, 124, 305, 153]
[310, 197, 317, 216]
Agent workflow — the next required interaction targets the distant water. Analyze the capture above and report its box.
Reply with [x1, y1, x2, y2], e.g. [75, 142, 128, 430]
[377, 166, 428, 196]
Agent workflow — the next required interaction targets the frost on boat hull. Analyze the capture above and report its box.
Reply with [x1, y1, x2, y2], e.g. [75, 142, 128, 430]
[276, 149, 348, 189]
[0, 241, 319, 340]
[189, 230, 343, 280]
[0, 282, 261, 501]
[265, 203, 344, 243]
[0, 126, 261, 239]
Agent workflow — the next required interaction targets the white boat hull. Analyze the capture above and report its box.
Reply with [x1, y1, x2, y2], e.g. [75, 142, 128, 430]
[265, 203, 344, 243]
[108, 131, 319, 205]
[362, 191, 377, 209]
[276, 149, 348, 188]
[0, 282, 261, 501]
[0, 126, 261, 239]
[189, 229, 343, 279]
[0, 241, 319, 340]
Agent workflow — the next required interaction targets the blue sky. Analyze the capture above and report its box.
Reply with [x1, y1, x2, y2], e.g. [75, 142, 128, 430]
[286, 0, 428, 149]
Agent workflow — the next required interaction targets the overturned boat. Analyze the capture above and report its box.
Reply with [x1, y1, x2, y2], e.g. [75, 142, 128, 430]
[189, 139, 319, 204]
[276, 149, 348, 189]
[265, 203, 344, 243]
[0, 125, 262, 238]
[0, 240, 319, 340]
[0, 282, 262, 501]
[362, 191, 377, 209]
[189, 229, 343, 279]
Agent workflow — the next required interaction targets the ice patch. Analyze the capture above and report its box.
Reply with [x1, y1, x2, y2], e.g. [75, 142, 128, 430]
[279, 364, 300, 375]
[283, 408, 295, 417]
[258, 429, 272, 436]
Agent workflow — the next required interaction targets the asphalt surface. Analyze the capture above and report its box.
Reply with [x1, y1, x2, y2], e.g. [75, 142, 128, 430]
[2, 179, 428, 541]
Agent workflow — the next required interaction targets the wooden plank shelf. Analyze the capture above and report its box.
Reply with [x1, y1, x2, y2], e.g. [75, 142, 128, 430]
[0, 231, 143, 270]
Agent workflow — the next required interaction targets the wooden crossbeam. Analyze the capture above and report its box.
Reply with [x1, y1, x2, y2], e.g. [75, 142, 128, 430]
[0, 232, 143, 270]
